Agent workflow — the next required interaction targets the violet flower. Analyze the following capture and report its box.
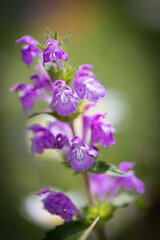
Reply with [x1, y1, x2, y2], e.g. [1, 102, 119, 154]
[73, 64, 106, 103]
[67, 137, 97, 171]
[89, 162, 145, 201]
[83, 113, 116, 148]
[89, 174, 114, 201]
[50, 80, 79, 117]
[43, 39, 68, 66]
[16, 35, 42, 67]
[30, 65, 54, 94]
[10, 83, 51, 116]
[27, 123, 69, 154]
[38, 189, 82, 222]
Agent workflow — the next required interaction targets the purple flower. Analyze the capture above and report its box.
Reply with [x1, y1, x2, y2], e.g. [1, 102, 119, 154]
[90, 174, 114, 201]
[67, 137, 97, 171]
[30, 65, 54, 94]
[73, 64, 106, 103]
[50, 80, 79, 117]
[10, 83, 51, 116]
[28, 123, 69, 154]
[89, 162, 145, 201]
[38, 189, 82, 222]
[43, 39, 68, 66]
[16, 35, 42, 67]
[114, 162, 145, 195]
[83, 113, 116, 148]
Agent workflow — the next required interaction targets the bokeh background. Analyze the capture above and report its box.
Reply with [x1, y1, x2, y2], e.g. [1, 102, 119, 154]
[1, 0, 160, 239]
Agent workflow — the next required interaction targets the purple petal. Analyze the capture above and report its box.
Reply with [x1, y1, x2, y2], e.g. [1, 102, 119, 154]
[10, 83, 27, 92]
[37, 188, 51, 196]
[70, 154, 94, 172]
[16, 35, 38, 44]
[119, 162, 135, 172]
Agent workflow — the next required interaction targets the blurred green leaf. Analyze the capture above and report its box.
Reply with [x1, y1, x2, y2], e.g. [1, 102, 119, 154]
[66, 67, 78, 81]
[54, 29, 58, 40]
[44, 221, 86, 240]
[134, 198, 147, 211]
[112, 193, 134, 208]
[77, 217, 99, 240]
[89, 161, 125, 177]
[44, 28, 52, 41]
[63, 32, 72, 44]
[36, 44, 46, 51]
[28, 112, 53, 119]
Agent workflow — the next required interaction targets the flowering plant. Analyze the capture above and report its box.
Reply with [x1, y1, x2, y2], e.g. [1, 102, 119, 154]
[11, 29, 145, 240]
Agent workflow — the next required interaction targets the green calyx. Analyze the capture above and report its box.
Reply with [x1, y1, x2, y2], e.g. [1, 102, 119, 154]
[82, 202, 115, 224]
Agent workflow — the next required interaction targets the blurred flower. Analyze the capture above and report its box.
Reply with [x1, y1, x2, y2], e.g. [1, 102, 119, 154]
[73, 64, 106, 103]
[20, 190, 85, 229]
[89, 162, 145, 201]
[83, 113, 116, 147]
[38, 189, 82, 222]
[16, 35, 42, 67]
[10, 83, 51, 116]
[27, 123, 69, 154]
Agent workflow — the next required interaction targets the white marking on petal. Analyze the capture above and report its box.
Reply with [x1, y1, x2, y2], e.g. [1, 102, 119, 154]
[60, 92, 69, 104]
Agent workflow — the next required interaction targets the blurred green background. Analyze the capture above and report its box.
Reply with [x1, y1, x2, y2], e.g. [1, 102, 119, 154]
[1, 0, 160, 239]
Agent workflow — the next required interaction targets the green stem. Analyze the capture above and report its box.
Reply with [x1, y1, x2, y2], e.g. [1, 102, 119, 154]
[83, 172, 95, 206]
[96, 225, 108, 240]
[70, 120, 107, 239]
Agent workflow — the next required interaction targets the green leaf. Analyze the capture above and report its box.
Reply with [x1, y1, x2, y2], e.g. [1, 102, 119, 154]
[89, 161, 125, 177]
[36, 44, 46, 51]
[66, 67, 78, 81]
[112, 193, 135, 208]
[54, 29, 58, 40]
[77, 217, 99, 240]
[28, 112, 53, 119]
[44, 221, 86, 240]
[63, 32, 72, 44]
[134, 198, 147, 211]
[44, 28, 52, 41]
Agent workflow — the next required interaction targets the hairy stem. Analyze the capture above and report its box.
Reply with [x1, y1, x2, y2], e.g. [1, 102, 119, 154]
[70, 120, 107, 239]
[96, 225, 108, 240]
[83, 172, 95, 206]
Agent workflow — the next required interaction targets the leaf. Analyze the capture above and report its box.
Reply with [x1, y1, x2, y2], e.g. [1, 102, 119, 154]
[63, 32, 72, 44]
[112, 193, 135, 208]
[54, 29, 58, 40]
[44, 28, 52, 41]
[66, 67, 78, 81]
[36, 44, 46, 51]
[28, 112, 53, 119]
[77, 217, 100, 240]
[89, 161, 125, 177]
[43, 221, 86, 240]
[134, 198, 147, 211]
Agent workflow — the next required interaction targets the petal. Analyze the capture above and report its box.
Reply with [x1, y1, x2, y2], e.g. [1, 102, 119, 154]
[16, 35, 38, 44]
[74, 82, 86, 99]
[70, 154, 94, 171]
[10, 83, 27, 92]
[119, 162, 135, 172]
[133, 176, 145, 194]
[79, 64, 93, 70]
[55, 97, 77, 116]
[83, 115, 93, 140]
[45, 39, 58, 47]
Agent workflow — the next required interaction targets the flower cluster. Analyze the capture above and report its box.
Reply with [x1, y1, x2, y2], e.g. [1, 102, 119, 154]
[11, 30, 145, 227]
